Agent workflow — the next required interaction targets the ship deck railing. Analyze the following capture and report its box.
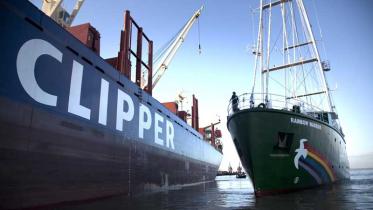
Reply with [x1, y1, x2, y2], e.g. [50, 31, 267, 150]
[227, 93, 343, 133]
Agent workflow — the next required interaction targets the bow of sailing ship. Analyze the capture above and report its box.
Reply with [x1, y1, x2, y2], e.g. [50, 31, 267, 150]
[227, 0, 349, 196]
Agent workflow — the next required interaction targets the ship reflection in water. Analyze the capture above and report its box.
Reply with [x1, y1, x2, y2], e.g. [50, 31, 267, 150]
[59, 169, 373, 210]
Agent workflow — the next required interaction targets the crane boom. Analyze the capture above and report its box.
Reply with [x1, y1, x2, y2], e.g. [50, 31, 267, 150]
[152, 6, 203, 89]
[41, 0, 63, 17]
[67, 0, 85, 26]
[41, 0, 85, 28]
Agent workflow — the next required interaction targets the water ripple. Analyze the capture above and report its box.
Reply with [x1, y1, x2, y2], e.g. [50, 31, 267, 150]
[57, 169, 373, 210]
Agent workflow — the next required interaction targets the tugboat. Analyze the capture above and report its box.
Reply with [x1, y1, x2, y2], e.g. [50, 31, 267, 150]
[236, 173, 247, 179]
[0, 0, 222, 209]
[227, 0, 349, 196]
[236, 163, 246, 179]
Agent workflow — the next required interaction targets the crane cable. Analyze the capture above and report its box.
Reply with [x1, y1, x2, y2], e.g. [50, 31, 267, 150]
[151, 13, 202, 76]
[142, 24, 184, 76]
[197, 16, 202, 54]
[151, 22, 186, 77]
[141, 6, 204, 88]
[154, 26, 184, 64]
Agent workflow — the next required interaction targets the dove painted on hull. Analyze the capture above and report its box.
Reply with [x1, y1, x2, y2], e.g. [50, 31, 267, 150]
[294, 139, 308, 170]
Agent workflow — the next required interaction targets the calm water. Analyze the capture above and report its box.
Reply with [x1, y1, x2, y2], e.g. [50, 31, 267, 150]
[58, 169, 373, 210]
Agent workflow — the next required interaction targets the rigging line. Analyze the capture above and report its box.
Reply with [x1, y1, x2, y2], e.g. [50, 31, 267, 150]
[281, 1, 290, 107]
[250, 5, 256, 47]
[278, 2, 292, 96]
[312, 0, 328, 59]
[294, 64, 318, 94]
[296, 1, 315, 71]
[260, 3, 291, 61]
[268, 75, 293, 96]
[294, 66, 313, 92]
[267, 2, 308, 94]
[287, 1, 301, 100]
[293, 0, 316, 105]
[269, 8, 291, 57]
[284, 2, 296, 101]
[294, 7, 306, 99]
[314, 94, 326, 111]
[268, 25, 282, 56]
[251, 0, 264, 95]
[297, 63, 312, 107]
[310, 64, 324, 92]
[288, 1, 297, 97]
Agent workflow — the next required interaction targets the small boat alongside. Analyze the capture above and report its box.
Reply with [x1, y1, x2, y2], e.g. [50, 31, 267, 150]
[236, 172, 247, 179]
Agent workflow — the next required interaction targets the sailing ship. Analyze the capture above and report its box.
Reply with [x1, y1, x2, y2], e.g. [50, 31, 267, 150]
[0, 0, 222, 209]
[227, 0, 349, 196]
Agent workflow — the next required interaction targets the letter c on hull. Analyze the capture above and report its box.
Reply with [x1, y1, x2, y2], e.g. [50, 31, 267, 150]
[16, 39, 62, 106]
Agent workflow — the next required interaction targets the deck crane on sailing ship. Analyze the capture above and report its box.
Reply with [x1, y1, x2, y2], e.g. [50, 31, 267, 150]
[144, 6, 204, 90]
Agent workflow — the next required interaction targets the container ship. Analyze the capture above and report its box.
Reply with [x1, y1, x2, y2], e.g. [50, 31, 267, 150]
[227, 0, 349, 196]
[0, 0, 222, 209]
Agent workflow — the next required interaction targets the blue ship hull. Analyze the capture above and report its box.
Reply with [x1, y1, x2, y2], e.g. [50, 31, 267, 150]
[0, 1, 222, 209]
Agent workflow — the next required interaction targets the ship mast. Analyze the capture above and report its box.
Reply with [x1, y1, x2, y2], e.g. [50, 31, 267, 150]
[251, 0, 334, 112]
[296, 0, 334, 112]
[250, 0, 263, 106]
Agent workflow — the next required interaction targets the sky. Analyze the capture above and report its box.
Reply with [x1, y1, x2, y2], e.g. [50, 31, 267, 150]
[31, 0, 373, 169]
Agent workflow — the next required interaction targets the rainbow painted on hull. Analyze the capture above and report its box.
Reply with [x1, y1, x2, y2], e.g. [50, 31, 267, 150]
[299, 143, 336, 184]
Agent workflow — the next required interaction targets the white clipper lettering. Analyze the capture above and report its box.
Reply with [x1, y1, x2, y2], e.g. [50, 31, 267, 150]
[16, 39, 62, 106]
[166, 120, 175, 149]
[68, 60, 91, 120]
[98, 78, 109, 125]
[116, 89, 134, 131]
[139, 104, 152, 139]
[154, 112, 164, 146]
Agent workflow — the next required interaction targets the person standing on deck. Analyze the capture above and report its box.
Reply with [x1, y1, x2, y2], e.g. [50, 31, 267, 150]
[231, 92, 239, 113]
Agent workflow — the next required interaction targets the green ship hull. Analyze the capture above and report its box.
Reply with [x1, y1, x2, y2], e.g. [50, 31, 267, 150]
[227, 108, 350, 196]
